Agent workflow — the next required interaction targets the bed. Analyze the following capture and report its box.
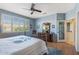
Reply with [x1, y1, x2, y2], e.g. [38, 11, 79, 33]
[0, 35, 48, 55]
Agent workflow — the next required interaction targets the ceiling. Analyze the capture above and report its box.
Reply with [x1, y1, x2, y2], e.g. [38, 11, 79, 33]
[0, 3, 75, 19]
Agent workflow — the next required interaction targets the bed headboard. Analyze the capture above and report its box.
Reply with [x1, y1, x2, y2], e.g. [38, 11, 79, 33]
[0, 32, 25, 38]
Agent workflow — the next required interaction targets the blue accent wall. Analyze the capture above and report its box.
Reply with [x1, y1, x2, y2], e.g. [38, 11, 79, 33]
[35, 14, 57, 34]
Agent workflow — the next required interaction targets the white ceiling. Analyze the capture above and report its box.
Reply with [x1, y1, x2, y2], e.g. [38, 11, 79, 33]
[0, 3, 75, 18]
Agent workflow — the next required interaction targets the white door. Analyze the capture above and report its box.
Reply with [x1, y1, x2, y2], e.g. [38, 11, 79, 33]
[57, 20, 65, 42]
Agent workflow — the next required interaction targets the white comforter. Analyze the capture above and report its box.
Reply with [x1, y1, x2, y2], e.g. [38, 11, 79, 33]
[0, 35, 48, 55]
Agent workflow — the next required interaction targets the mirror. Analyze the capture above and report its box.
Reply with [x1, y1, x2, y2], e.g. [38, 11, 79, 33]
[42, 23, 50, 33]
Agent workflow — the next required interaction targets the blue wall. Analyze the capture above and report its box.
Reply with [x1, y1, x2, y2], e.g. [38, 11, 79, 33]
[35, 14, 57, 34]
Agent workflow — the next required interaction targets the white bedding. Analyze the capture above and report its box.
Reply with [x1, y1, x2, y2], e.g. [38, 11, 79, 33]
[0, 35, 48, 55]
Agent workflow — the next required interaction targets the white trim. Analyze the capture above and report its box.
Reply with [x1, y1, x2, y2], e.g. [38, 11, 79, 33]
[75, 13, 78, 52]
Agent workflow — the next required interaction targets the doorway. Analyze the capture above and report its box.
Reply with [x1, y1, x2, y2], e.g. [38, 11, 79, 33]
[57, 20, 65, 42]
[65, 19, 75, 46]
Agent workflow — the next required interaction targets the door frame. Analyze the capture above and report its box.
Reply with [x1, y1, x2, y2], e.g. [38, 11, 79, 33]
[57, 20, 65, 42]
[65, 19, 75, 46]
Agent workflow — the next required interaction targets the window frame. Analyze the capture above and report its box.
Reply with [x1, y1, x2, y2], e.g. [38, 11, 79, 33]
[0, 14, 30, 33]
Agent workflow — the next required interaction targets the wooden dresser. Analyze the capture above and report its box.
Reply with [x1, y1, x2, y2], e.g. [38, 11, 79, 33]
[38, 32, 53, 42]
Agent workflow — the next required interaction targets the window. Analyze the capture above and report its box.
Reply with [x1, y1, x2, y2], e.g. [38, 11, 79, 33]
[19, 18, 25, 32]
[1, 14, 12, 32]
[67, 22, 70, 32]
[1, 14, 30, 33]
[24, 19, 30, 32]
[13, 17, 24, 32]
[12, 17, 29, 32]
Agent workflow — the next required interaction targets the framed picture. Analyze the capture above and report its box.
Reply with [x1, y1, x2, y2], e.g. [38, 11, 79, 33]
[52, 25, 55, 28]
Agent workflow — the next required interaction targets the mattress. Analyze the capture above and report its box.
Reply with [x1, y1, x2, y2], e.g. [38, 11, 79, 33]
[0, 35, 48, 55]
